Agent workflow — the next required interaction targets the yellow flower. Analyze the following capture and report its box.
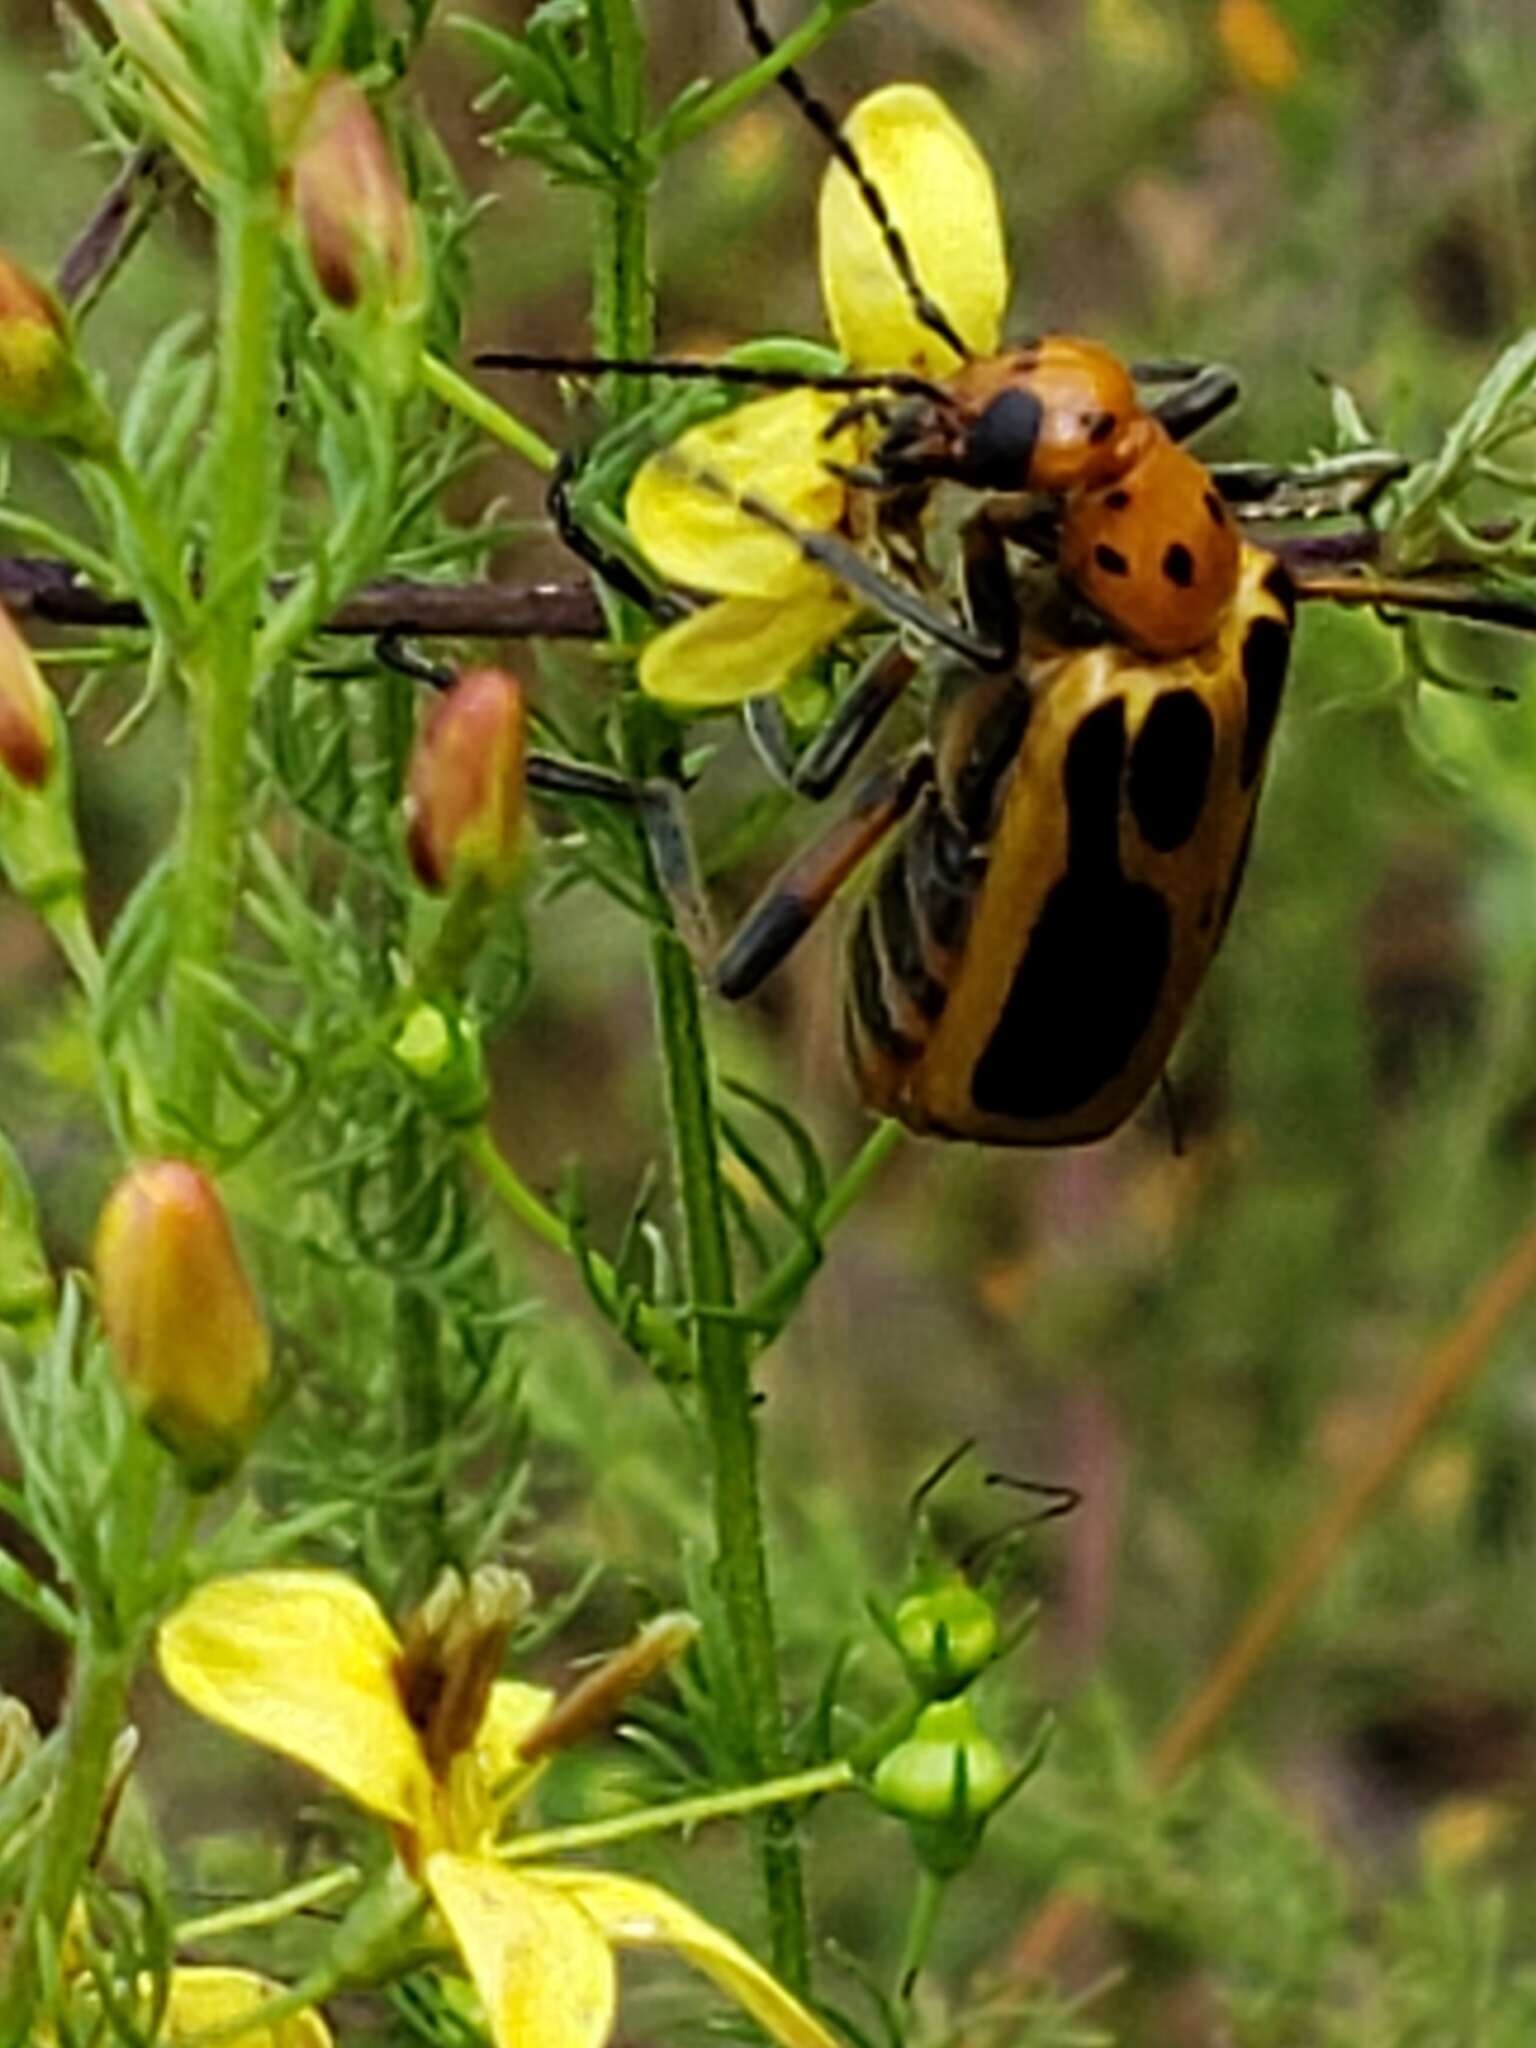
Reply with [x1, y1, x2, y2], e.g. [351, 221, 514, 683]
[627, 85, 1007, 708]
[140, 1965, 333, 2046]
[158, 1569, 839, 2048]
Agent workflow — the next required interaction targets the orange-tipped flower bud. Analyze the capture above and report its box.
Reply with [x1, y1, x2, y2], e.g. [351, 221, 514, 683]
[0, 253, 112, 456]
[291, 76, 418, 311]
[94, 1161, 270, 1489]
[0, 604, 54, 791]
[405, 668, 528, 894]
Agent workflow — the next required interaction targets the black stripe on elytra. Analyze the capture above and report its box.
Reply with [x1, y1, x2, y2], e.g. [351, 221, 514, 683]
[907, 793, 980, 953]
[1062, 698, 1129, 871]
[1128, 688, 1215, 852]
[1238, 616, 1291, 789]
[848, 910, 920, 1062]
[875, 846, 948, 1020]
[971, 871, 1172, 1120]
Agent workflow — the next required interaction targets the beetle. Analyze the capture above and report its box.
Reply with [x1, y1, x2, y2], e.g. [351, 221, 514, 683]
[712, 543, 1293, 1143]
[479, 9, 1296, 1146]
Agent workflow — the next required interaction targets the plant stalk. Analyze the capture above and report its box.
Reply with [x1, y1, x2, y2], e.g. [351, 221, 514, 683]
[0, 1640, 131, 2044]
[647, 930, 809, 1989]
[170, 186, 282, 1136]
[584, 0, 807, 1983]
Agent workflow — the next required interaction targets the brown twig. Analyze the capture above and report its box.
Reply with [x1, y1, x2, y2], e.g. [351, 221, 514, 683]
[2, 533, 1532, 650]
[1007, 1206, 1536, 1986]
[56, 146, 176, 317]
[0, 557, 606, 640]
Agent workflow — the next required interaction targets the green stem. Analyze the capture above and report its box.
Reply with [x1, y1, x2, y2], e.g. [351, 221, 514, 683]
[421, 353, 558, 473]
[0, 1640, 131, 2044]
[463, 1122, 695, 1378]
[177, 1866, 361, 1945]
[503, 1760, 854, 1863]
[648, 930, 810, 1992]
[745, 1118, 904, 1336]
[170, 187, 282, 1136]
[585, 0, 806, 1982]
[659, 0, 850, 150]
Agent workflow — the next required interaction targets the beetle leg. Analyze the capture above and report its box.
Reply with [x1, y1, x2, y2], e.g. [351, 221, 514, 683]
[714, 748, 934, 1000]
[1148, 365, 1242, 443]
[960, 511, 1023, 669]
[791, 641, 920, 799]
[526, 754, 715, 962]
[548, 456, 687, 622]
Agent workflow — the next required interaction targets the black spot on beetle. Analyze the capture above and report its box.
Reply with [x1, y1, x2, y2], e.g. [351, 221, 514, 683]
[1128, 689, 1215, 851]
[1104, 488, 1132, 511]
[1261, 560, 1297, 625]
[1239, 617, 1291, 788]
[1162, 542, 1195, 588]
[1093, 543, 1131, 579]
[1203, 490, 1227, 526]
[971, 872, 1171, 1121]
[1062, 699, 1128, 871]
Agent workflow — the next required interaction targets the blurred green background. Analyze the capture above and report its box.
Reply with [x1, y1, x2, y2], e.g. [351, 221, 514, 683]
[8, 0, 1536, 2037]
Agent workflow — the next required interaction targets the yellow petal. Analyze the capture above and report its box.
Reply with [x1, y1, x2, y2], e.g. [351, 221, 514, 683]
[477, 1678, 556, 1786]
[158, 1571, 432, 1827]
[626, 389, 853, 599]
[427, 1854, 616, 2048]
[638, 589, 861, 710]
[532, 1870, 839, 2048]
[161, 1966, 334, 2045]
[819, 84, 1007, 374]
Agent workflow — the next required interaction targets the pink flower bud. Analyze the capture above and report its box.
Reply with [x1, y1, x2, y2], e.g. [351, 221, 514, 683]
[0, 604, 53, 790]
[94, 1161, 270, 1488]
[290, 75, 421, 315]
[405, 668, 529, 894]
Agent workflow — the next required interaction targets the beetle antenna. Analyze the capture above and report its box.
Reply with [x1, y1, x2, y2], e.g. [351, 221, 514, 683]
[732, 0, 973, 364]
[474, 349, 944, 404]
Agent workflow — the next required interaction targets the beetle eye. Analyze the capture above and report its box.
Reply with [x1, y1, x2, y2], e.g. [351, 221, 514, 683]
[963, 387, 1043, 490]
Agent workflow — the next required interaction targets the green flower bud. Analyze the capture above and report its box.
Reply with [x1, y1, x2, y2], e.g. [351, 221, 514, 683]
[0, 1131, 53, 1336]
[0, 252, 114, 457]
[872, 1698, 1012, 1876]
[893, 1577, 1000, 1695]
[391, 1000, 489, 1128]
[405, 668, 529, 895]
[94, 1160, 270, 1489]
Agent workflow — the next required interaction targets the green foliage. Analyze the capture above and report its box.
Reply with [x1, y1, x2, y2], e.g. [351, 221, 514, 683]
[3, 0, 1536, 2044]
